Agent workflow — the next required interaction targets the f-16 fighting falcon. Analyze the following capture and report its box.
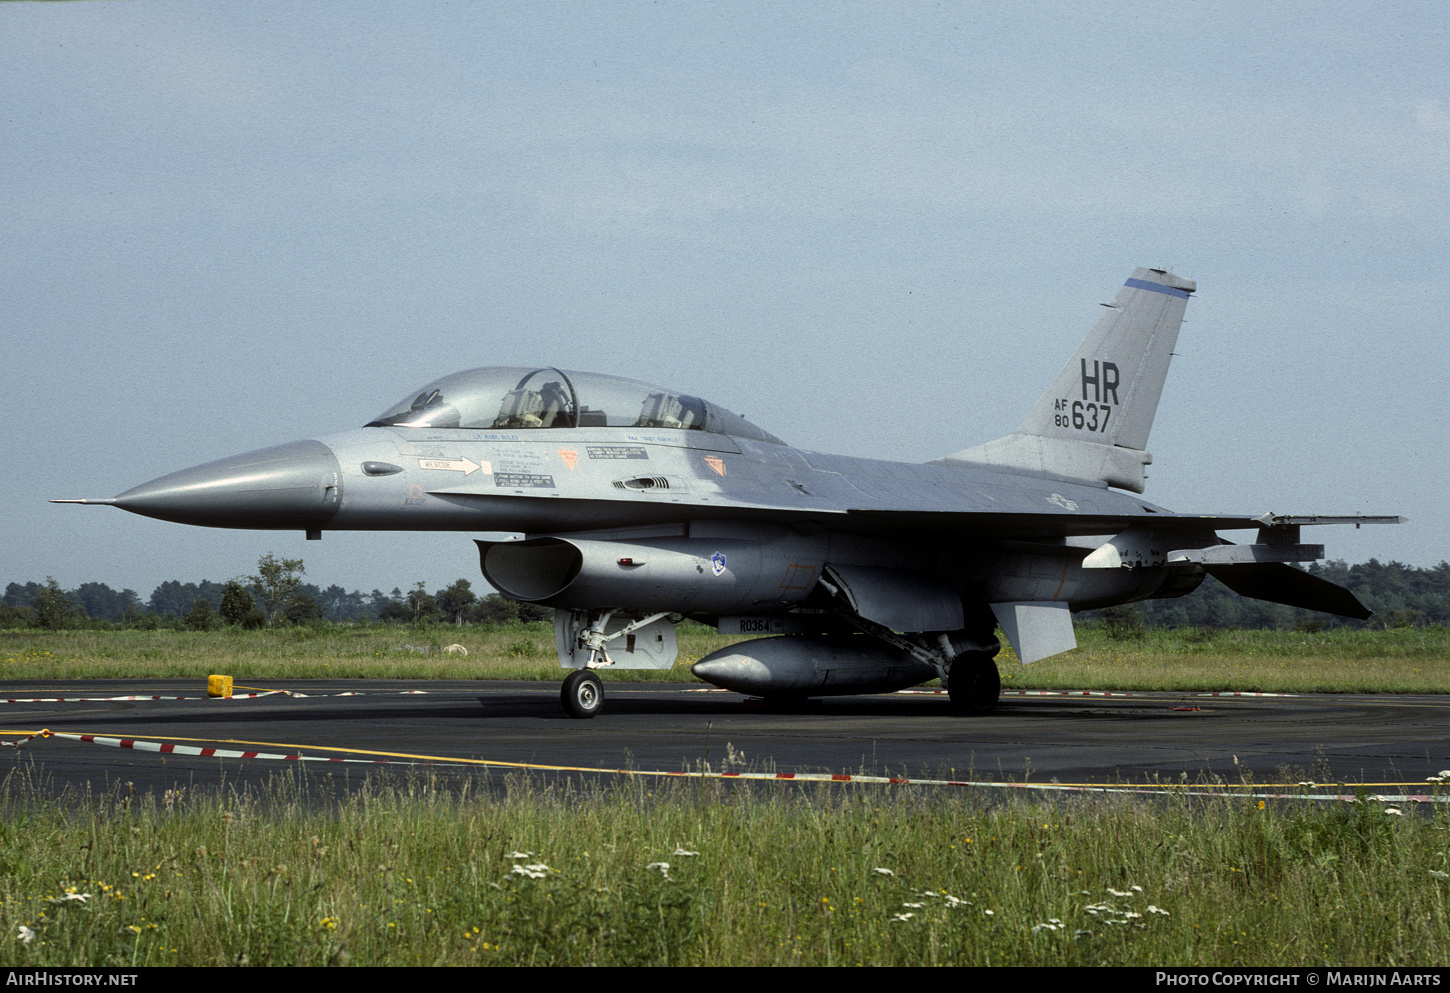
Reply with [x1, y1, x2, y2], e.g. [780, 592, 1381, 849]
[56, 268, 1401, 717]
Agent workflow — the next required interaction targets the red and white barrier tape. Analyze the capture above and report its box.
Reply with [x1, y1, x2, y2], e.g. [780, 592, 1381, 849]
[0, 692, 290, 704]
[0, 689, 453, 704]
[5, 727, 1448, 803]
[9, 729, 407, 765]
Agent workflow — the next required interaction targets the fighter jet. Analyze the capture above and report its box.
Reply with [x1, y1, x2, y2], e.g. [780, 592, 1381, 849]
[56, 267, 1400, 718]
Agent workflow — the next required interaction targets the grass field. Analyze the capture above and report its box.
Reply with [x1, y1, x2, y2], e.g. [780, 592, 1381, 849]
[2, 770, 1448, 967]
[3, 622, 1448, 966]
[2, 622, 1447, 693]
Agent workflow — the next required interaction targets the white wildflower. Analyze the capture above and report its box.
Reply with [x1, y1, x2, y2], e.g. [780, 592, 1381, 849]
[46, 893, 92, 905]
[902, 902, 925, 909]
[1125, 911, 1143, 919]
[1107, 888, 1132, 897]
[672, 847, 699, 857]
[891, 913, 915, 922]
[1431, 870, 1450, 880]
[506, 851, 534, 859]
[1130, 885, 1143, 893]
[645, 862, 671, 876]
[984, 909, 994, 916]
[1148, 905, 1170, 916]
[511, 864, 551, 879]
[1385, 808, 1404, 816]
[873, 867, 895, 877]
[17, 926, 35, 944]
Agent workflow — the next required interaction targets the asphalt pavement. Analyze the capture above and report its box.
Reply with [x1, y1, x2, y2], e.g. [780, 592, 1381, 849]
[3, 678, 1447, 800]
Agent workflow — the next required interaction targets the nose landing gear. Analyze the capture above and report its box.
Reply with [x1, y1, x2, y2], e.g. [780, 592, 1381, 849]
[560, 668, 604, 719]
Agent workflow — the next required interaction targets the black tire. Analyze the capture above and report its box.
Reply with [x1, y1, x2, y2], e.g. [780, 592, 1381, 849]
[561, 669, 604, 719]
[760, 694, 812, 712]
[948, 653, 1000, 715]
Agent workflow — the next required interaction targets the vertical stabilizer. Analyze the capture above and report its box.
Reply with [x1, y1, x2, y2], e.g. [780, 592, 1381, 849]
[937, 267, 1195, 493]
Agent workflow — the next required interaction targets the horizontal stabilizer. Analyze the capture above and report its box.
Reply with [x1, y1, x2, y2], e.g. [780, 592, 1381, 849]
[1204, 563, 1372, 620]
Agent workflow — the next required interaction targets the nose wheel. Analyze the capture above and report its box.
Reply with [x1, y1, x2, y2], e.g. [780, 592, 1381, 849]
[561, 669, 604, 719]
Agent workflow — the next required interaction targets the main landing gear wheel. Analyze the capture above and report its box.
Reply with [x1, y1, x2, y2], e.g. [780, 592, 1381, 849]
[948, 653, 1001, 716]
[561, 669, 604, 719]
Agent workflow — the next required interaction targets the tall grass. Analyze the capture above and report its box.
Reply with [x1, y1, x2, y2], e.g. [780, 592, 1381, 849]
[1010, 625, 1450, 694]
[2, 770, 1447, 966]
[3, 624, 1448, 692]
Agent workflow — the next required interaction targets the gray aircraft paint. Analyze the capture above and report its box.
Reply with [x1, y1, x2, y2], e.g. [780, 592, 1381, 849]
[56, 268, 1401, 716]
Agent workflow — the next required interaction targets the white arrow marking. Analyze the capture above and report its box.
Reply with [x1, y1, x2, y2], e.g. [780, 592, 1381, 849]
[417, 457, 484, 475]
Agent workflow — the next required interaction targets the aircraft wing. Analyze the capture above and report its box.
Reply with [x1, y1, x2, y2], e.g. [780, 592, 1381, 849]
[465, 485, 1391, 618]
[841, 508, 1265, 540]
[842, 509, 1403, 541]
[844, 508, 1395, 621]
[427, 487, 1260, 540]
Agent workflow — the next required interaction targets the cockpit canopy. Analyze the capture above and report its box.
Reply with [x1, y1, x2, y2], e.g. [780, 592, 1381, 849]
[366, 367, 786, 445]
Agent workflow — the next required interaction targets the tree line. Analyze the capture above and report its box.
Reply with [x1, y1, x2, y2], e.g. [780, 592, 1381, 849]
[3, 556, 1446, 633]
[1, 553, 549, 631]
[1087, 559, 1450, 631]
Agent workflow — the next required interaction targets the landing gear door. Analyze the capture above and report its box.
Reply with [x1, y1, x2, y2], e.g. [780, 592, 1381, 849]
[554, 609, 679, 670]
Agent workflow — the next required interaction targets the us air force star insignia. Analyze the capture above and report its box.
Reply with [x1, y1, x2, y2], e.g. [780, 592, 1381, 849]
[1047, 493, 1079, 511]
[710, 552, 727, 576]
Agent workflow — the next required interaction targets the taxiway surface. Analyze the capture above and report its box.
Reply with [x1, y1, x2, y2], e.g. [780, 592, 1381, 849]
[3, 679, 1448, 798]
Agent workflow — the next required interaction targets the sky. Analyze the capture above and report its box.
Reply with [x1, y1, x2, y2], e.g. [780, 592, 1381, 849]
[4, 1, 1447, 599]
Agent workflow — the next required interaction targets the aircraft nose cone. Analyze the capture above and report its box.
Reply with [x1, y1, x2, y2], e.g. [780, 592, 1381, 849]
[111, 440, 343, 530]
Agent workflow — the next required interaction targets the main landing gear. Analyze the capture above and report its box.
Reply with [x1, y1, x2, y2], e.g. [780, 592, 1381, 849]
[947, 652, 1001, 715]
